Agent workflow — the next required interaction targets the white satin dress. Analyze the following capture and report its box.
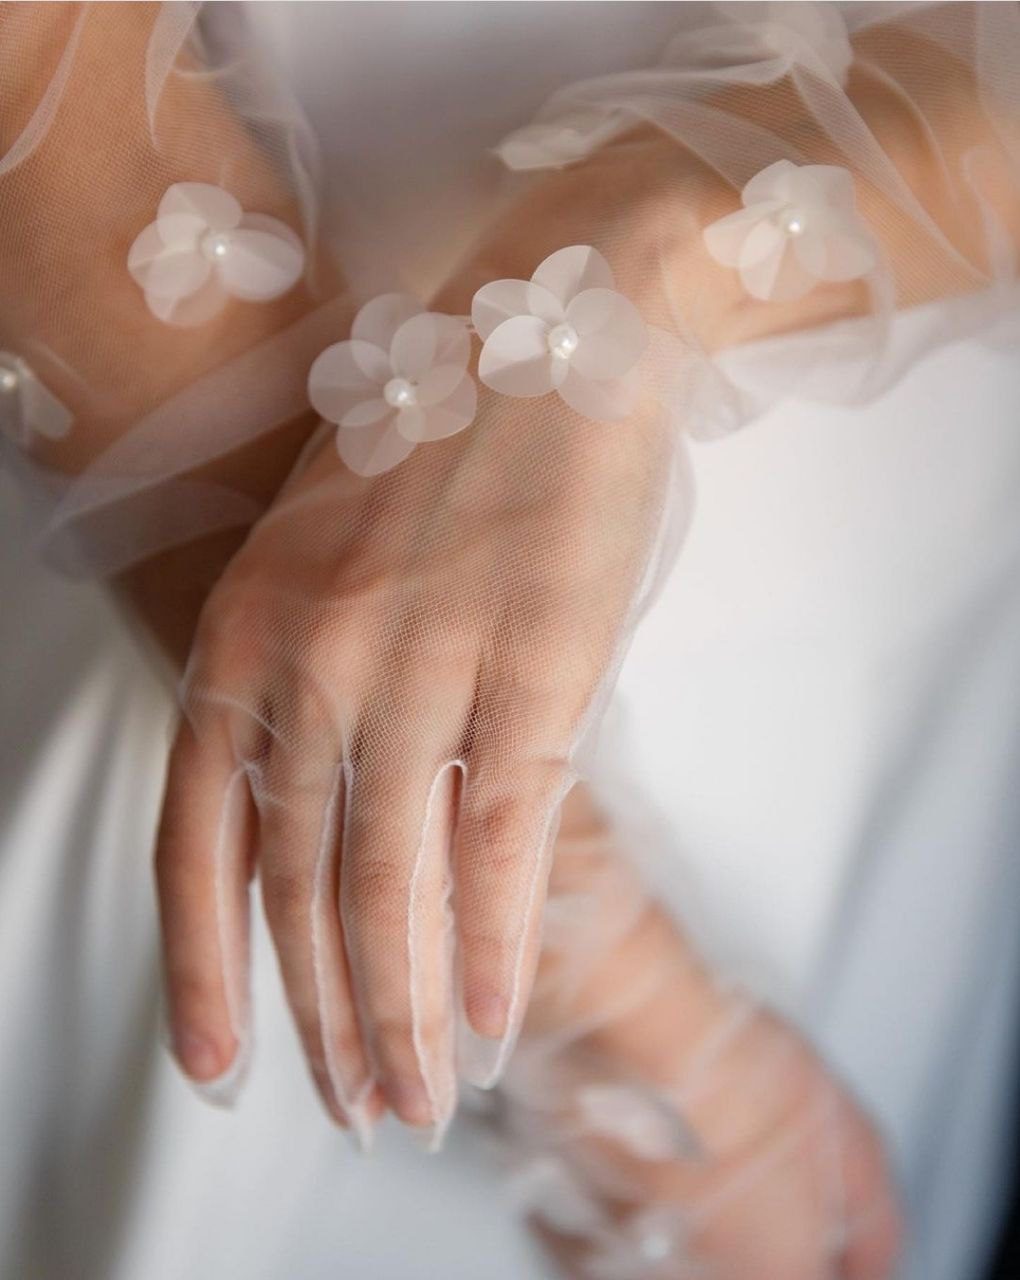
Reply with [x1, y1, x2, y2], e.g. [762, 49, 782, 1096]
[1, 5, 1018, 1279]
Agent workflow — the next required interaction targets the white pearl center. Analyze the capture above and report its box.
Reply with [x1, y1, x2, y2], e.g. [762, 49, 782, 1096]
[778, 206, 807, 237]
[0, 367, 19, 394]
[638, 1231, 672, 1262]
[547, 322, 580, 361]
[383, 376, 418, 409]
[202, 231, 232, 261]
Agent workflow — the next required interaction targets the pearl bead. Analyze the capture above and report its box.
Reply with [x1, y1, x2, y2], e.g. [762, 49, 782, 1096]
[0, 367, 19, 394]
[779, 207, 807, 237]
[547, 322, 580, 361]
[202, 231, 232, 261]
[638, 1231, 672, 1262]
[383, 376, 417, 409]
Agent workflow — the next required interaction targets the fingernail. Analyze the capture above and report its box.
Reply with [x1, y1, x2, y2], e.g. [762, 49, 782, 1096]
[317, 1071, 379, 1154]
[413, 1044, 458, 1155]
[457, 1012, 520, 1091]
[343, 1081, 379, 1154]
[413, 1079, 458, 1155]
[176, 1031, 225, 1080]
[385, 1080, 434, 1129]
[466, 992, 508, 1040]
[413, 1119, 448, 1155]
[187, 1036, 251, 1109]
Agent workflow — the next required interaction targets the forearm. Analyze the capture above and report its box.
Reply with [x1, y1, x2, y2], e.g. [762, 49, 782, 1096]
[15, 4, 1018, 668]
[442, 29, 1018, 353]
[1, 4, 343, 661]
[1, 4, 321, 468]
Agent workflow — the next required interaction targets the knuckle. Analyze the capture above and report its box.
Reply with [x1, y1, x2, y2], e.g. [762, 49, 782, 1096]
[463, 827, 524, 884]
[261, 866, 313, 928]
[342, 857, 406, 933]
[301, 618, 359, 685]
[461, 786, 565, 878]
[195, 588, 265, 675]
[406, 622, 476, 675]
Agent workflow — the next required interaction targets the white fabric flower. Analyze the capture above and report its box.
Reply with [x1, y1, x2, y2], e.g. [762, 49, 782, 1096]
[128, 183, 305, 327]
[0, 352, 73, 448]
[472, 245, 648, 421]
[308, 294, 477, 477]
[496, 107, 628, 173]
[702, 160, 877, 302]
[585, 1208, 691, 1280]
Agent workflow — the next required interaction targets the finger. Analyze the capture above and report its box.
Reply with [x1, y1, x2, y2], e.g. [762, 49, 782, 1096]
[155, 715, 255, 1102]
[255, 730, 379, 1147]
[341, 662, 472, 1142]
[839, 1114, 903, 1280]
[456, 627, 597, 1088]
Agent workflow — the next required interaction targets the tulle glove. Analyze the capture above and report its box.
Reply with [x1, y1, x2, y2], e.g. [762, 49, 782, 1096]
[6, 2, 1018, 1153]
[154, 0, 1020, 1146]
[155, 245, 691, 1143]
[499, 788, 903, 1280]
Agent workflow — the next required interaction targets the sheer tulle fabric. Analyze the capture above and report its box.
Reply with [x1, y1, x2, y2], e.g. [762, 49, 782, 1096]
[0, 5, 1016, 1263]
[0, 2, 324, 565]
[498, 1, 1020, 412]
[1, 2, 1014, 565]
[496, 802, 900, 1279]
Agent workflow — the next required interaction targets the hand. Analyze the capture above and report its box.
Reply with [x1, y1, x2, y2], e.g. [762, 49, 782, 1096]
[506, 790, 903, 1280]
[155, 341, 678, 1143]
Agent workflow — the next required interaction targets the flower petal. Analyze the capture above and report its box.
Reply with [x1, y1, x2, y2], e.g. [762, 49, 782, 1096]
[216, 217, 306, 302]
[393, 406, 426, 440]
[127, 224, 167, 288]
[566, 288, 648, 380]
[478, 315, 558, 397]
[128, 228, 211, 299]
[737, 217, 787, 270]
[239, 212, 305, 253]
[350, 341, 392, 384]
[154, 213, 205, 251]
[740, 242, 816, 302]
[557, 367, 638, 421]
[398, 375, 477, 442]
[794, 164, 858, 211]
[702, 203, 783, 268]
[341, 397, 390, 429]
[416, 360, 469, 407]
[144, 276, 228, 327]
[532, 244, 615, 307]
[157, 182, 242, 238]
[351, 293, 423, 350]
[335, 417, 416, 477]
[471, 279, 563, 340]
[742, 159, 798, 207]
[390, 312, 469, 381]
[308, 339, 389, 423]
[791, 227, 830, 278]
